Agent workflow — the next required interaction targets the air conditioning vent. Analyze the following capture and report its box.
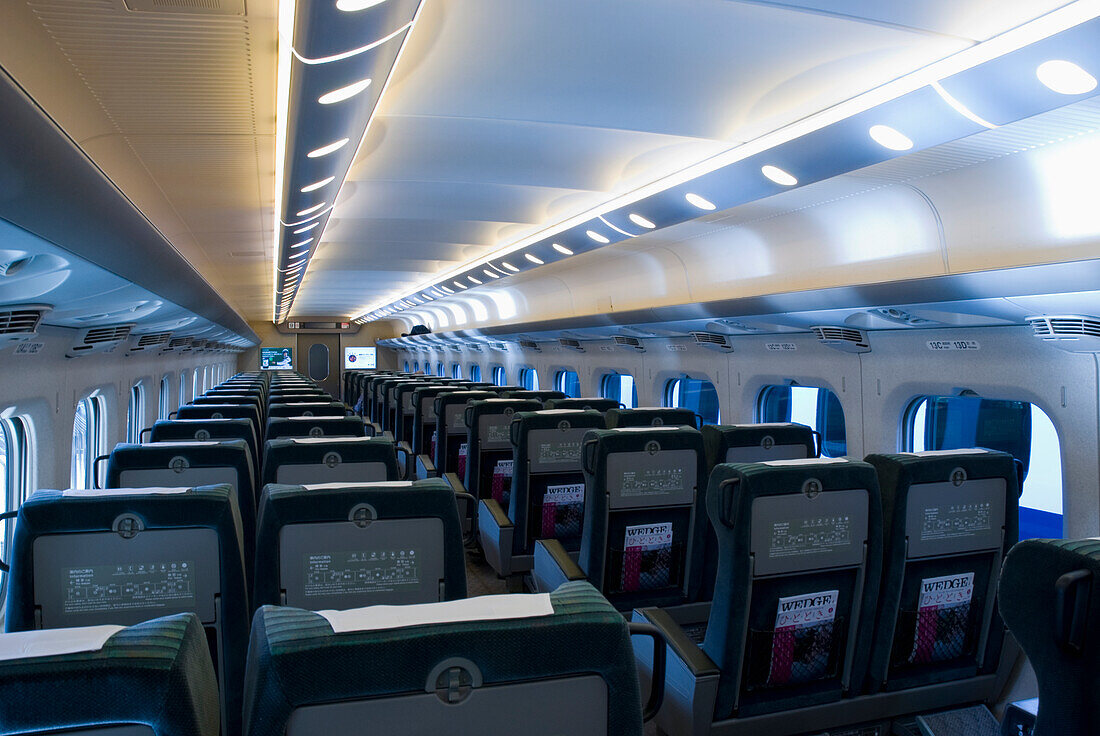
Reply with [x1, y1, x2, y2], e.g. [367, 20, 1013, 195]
[466, 343, 483, 353]
[559, 338, 584, 352]
[127, 332, 172, 355]
[613, 335, 645, 352]
[1027, 315, 1100, 352]
[518, 339, 542, 353]
[0, 305, 50, 345]
[690, 331, 733, 353]
[489, 342, 510, 353]
[869, 307, 941, 327]
[68, 324, 134, 357]
[165, 336, 193, 352]
[812, 326, 871, 353]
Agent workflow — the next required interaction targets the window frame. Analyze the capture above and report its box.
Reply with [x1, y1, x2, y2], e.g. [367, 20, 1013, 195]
[469, 364, 482, 382]
[71, 394, 106, 490]
[600, 372, 638, 409]
[0, 416, 31, 599]
[159, 376, 171, 420]
[126, 382, 145, 444]
[554, 369, 580, 398]
[664, 375, 720, 425]
[519, 367, 540, 391]
[492, 366, 506, 386]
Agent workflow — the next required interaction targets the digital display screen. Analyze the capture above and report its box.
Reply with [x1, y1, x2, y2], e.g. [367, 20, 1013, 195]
[344, 346, 377, 369]
[63, 561, 195, 615]
[304, 550, 419, 597]
[261, 347, 293, 370]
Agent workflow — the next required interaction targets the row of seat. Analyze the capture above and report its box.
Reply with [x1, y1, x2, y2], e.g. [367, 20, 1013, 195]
[363, 373, 1029, 734]
[0, 582, 658, 736]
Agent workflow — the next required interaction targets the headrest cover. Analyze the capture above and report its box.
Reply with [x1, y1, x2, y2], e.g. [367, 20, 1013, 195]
[0, 625, 123, 661]
[317, 593, 554, 634]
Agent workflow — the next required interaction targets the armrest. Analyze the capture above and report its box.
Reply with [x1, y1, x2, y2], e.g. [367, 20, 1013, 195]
[480, 498, 510, 528]
[419, 453, 437, 476]
[369, 422, 383, 436]
[533, 538, 586, 593]
[635, 607, 719, 678]
[478, 498, 514, 576]
[396, 441, 413, 480]
[443, 471, 466, 495]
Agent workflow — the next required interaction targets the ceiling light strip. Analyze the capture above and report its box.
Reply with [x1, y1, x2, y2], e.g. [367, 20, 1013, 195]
[349, 4, 1100, 321]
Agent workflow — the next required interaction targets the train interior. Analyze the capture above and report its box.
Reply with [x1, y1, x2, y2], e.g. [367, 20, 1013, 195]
[1, 0, 1100, 734]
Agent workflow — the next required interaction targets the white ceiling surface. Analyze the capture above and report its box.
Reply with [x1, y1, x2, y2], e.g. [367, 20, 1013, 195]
[0, 0, 277, 320]
[296, 0, 1073, 318]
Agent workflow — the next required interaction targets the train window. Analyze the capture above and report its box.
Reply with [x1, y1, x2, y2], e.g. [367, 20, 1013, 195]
[437, 363, 444, 377]
[423, 364, 432, 375]
[191, 368, 201, 400]
[905, 395, 1063, 539]
[470, 365, 482, 382]
[555, 370, 580, 397]
[492, 366, 506, 386]
[404, 360, 410, 372]
[519, 368, 540, 390]
[666, 377, 720, 424]
[159, 376, 170, 420]
[601, 373, 638, 408]
[126, 383, 145, 444]
[451, 364, 461, 379]
[71, 395, 105, 489]
[413, 361, 420, 373]
[0, 417, 30, 599]
[757, 385, 847, 457]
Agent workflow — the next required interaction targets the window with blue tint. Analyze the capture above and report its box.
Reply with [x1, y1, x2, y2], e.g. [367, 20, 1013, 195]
[413, 361, 420, 373]
[906, 395, 1063, 540]
[666, 377, 720, 424]
[437, 363, 444, 377]
[452, 364, 461, 379]
[601, 373, 638, 408]
[555, 370, 580, 398]
[179, 372, 186, 409]
[757, 385, 847, 457]
[520, 368, 540, 390]
[404, 361, 410, 372]
[159, 376, 170, 420]
[470, 365, 482, 382]
[492, 366, 506, 386]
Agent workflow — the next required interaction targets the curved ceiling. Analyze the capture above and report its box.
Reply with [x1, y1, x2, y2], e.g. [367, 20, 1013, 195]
[293, 0, 1075, 319]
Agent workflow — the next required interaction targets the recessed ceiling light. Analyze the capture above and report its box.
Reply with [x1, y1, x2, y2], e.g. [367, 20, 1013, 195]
[292, 222, 320, 235]
[501, 261, 519, 272]
[454, 281, 467, 289]
[629, 213, 656, 229]
[290, 238, 313, 249]
[483, 269, 500, 279]
[301, 176, 335, 193]
[296, 202, 326, 217]
[685, 192, 716, 210]
[761, 165, 798, 186]
[525, 253, 544, 265]
[468, 276, 482, 285]
[1037, 59, 1097, 94]
[586, 230, 610, 244]
[307, 139, 349, 158]
[335, 0, 388, 11]
[552, 243, 573, 255]
[318, 77, 372, 104]
[868, 124, 913, 151]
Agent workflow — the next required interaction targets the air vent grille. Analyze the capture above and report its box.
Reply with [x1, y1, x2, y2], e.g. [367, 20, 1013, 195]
[167, 337, 193, 350]
[1027, 315, 1100, 352]
[489, 342, 509, 353]
[83, 325, 133, 345]
[559, 338, 584, 352]
[812, 326, 871, 353]
[518, 339, 541, 353]
[0, 307, 47, 337]
[613, 335, 645, 352]
[690, 331, 733, 352]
